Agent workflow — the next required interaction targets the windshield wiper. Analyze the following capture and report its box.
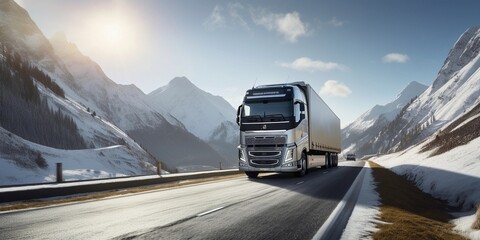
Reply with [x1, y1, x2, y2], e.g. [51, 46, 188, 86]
[244, 115, 263, 122]
[264, 114, 286, 121]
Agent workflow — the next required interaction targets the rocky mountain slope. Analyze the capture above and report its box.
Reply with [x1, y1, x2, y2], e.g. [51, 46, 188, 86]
[147, 77, 238, 164]
[344, 26, 480, 158]
[342, 81, 427, 156]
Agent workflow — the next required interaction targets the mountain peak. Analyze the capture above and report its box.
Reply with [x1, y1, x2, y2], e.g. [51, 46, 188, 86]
[49, 31, 82, 57]
[398, 81, 427, 98]
[50, 31, 68, 44]
[169, 77, 195, 88]
[433, 26, 480, 92]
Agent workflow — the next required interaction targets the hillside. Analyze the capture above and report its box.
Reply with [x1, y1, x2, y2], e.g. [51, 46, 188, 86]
[342, 81, 427, 157]
[147, 77, 238, 165]
[0, 0, 236, 185]
[344, 27, 480, 158]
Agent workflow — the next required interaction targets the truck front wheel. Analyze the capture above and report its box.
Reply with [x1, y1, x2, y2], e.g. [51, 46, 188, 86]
[295, 153, 307, 177]
[245, 171, 259, 178]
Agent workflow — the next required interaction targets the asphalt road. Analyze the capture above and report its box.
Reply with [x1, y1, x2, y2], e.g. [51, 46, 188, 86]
[0, 161, 364, 240]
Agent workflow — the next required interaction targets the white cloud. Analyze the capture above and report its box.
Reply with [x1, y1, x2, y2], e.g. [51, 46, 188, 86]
[382, 53, 409, 63]
[204, 3, 250, 30]
[279, 57, 348, 72]
[204, 5, 226, 30]
[320, 80, 352, 97]
[228, 3, 249, 30]
[327, 17, 344, 27]
[252, 11, 307, 42]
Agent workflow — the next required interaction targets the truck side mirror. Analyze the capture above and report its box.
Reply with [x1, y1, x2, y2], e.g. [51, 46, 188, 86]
[300, 103, 305, 121]
[297, 102, 305, 121]
[236, 105, 242, 125]
[299, 103, 305, 112]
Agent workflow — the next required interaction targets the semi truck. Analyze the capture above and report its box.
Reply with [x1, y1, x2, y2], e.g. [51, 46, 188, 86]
[236, 81, 341, 178]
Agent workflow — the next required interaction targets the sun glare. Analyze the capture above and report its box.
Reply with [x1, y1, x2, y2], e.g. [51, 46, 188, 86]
[103, 23, 123, 43]
[85, 13, 139, 56]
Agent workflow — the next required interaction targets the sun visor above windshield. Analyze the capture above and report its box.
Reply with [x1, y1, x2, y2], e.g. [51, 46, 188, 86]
[244, 87, 293, 101]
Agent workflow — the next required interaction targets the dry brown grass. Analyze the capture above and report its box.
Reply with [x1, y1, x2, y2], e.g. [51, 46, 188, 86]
[473, 205, 480, 230]
[0, 174, 243, 212]
[369, 161, 466, 240]
[421, 102, 480, 156]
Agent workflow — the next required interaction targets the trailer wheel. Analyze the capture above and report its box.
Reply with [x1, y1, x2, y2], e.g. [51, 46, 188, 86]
[295, 153, 307, 177]
[245, 172, 259, 178]
[325, 153, 330, 169]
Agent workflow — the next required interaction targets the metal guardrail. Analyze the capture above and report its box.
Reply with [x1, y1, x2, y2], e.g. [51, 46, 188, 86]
[0, 169, 240, 203]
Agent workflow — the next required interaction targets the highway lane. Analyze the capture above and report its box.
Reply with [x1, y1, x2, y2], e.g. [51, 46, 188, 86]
[0, 161, 364, 240]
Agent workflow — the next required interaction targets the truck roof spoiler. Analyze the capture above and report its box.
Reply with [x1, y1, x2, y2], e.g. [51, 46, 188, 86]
[255, 81, 306, 89]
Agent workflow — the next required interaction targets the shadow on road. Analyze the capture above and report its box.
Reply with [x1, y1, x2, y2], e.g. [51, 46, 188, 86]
[244, 161, 480, 211]
[245, 162, 365, 204]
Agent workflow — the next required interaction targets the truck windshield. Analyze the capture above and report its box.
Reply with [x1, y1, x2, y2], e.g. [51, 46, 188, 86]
[242, 100, 293, 122]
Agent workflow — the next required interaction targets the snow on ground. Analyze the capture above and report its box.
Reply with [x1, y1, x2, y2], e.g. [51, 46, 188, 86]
[452, 211, 480, 240]
[0, 127, 156, 186]
[341, 161, 382, 240]
[372, 136, 480, 238]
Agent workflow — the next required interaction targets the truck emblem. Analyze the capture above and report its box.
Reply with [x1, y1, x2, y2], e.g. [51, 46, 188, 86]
[262, 125, 267, 130]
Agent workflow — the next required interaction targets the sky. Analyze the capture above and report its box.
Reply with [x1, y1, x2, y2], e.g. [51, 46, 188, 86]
[14, 0, 480, 127]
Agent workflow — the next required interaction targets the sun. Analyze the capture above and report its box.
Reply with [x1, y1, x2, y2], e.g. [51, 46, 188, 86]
[103, 23, 123, 43]
[87, 14, 137, 55]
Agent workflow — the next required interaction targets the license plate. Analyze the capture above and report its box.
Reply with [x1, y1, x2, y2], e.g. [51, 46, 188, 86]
[258, 168, 273, 171]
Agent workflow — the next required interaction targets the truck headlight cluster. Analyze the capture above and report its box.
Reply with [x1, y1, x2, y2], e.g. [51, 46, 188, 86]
[284, 147, 295, 163]
[239, 148, 246, 162]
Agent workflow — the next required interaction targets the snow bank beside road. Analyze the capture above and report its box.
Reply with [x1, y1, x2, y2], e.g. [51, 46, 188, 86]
[373, 137, 480, 237]
[341, 162, 381, 240]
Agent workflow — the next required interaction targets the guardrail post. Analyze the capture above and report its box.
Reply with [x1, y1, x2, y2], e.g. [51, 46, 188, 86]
[157, 162, 162, 176]
[56, 163, 63, 183]
[219, 162, 223, 170]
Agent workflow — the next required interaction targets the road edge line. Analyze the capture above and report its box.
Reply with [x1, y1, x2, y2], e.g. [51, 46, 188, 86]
[312, 162, 367, 240]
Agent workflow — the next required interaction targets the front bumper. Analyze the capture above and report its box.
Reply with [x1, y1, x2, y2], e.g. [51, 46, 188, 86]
[239, 160, 301, 173]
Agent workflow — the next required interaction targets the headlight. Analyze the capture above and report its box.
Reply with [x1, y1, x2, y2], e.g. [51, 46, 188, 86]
[239, 148, 246, 162]
[284, 147, 295, 163]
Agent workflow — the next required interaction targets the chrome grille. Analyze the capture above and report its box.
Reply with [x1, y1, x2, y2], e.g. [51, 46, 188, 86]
[245, 136, 287, 146]
[248, 151, 281, 157]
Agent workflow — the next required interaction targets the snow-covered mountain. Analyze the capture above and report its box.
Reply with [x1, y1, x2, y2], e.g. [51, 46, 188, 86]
[148, 77, 237, 140]
[0, 0, 235, 184]
[147, 77, 239, 163]
[345, 26, 480, 157]
[48, 34, 233, 171]
[49, 32, 181, 130]
[342, 81, 428, 156]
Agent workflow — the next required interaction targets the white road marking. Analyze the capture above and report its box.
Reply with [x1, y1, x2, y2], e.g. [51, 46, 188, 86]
[296, 181, 304, 185]
[196, 207, 225, 217]
[323, 171, 328, 174]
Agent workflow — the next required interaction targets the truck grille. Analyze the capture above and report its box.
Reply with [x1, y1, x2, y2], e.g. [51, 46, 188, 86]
[245, 136, 286, 146]
[245, 135, 286, 168]
[249, 151, 281, 157]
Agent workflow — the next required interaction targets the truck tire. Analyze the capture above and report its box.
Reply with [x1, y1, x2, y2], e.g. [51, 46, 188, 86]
[245, 172, 259, 178]
[295, 153, 307, 177]
[325, 153, 330, 169]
